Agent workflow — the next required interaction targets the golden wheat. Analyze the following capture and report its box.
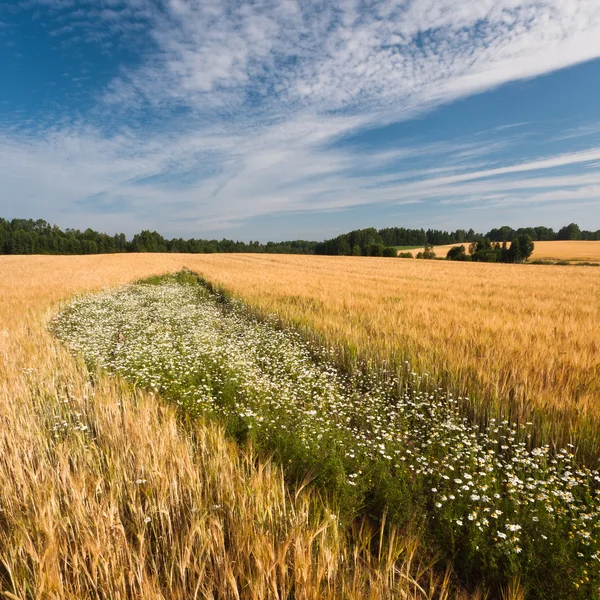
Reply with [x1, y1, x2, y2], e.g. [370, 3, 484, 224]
[2, 250, 592, 597]
[529, 240, 600, 262]
[0, 254, 472, 600]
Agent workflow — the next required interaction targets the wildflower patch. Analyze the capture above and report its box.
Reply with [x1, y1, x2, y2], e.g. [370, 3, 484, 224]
[52, 272, 600, 599]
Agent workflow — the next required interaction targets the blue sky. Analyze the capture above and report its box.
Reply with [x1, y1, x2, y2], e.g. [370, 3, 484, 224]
[2, 0, 600, 241]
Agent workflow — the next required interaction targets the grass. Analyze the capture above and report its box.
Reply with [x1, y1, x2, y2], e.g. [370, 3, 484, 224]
[0, 254, 467, 600]
[51, 272, 600, 599]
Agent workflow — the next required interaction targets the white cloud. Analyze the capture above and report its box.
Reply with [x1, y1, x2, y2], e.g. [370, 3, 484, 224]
[3, 0, 600, 236]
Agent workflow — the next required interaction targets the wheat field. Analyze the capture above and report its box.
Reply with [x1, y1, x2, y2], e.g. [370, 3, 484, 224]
[0, 254, 467, 600]
[1, 251, 597, 598]
[529, 240, 600, 262]
[3, 252, 599, 451]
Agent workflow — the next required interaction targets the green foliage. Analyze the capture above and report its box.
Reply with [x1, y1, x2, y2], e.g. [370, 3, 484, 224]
[397, 251, 414, 258]
[467, 237, 535, 264]
[139, 270, 200, 286]
[314, 228, 384, 256]
[367, 242, 384, 257]
[508, 234, 535, 263]
[131, 229, 169, 252]
[558, 223, 582, 240]
[446, 245, 471, 261]
[2, 216, 599, 257]
[379, 226, 428, 246]
[0, 217, 318, 256]
[469, 239, 499, 262]
[416, 244, 436, 260]
[487, 225, 516, 242]
[379, 226, 476, 246]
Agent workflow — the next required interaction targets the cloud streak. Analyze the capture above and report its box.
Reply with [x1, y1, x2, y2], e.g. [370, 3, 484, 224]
[97, 0, 600, 116]
[2, 0, 600, 237]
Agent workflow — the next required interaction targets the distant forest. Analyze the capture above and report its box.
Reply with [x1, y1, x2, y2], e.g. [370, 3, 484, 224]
[0, 217, 599, 257]
[314, 222, 600, 256]
[0, 218, 317, 255]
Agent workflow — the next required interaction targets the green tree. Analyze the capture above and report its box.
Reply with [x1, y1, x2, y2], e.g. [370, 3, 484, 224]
[469, 238, 501, 262]
[557, 223, 581, 240]
[367, 242, 384, 257]
[10, 230, 34, 254]
[487, 225, 515, 242]
[338, 239, 351, 255]
[508, 235, 535, 263]
[446, 245, 470, 261]
[417, 244, 436, 259]
[131, 230, 168, 252]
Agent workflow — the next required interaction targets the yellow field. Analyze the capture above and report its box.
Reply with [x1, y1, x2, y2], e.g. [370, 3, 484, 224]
[411, 240, 600, 263]
[1, 252, 597, 597]
[529, 240, 600, 262]
[0, 255, 460, 600]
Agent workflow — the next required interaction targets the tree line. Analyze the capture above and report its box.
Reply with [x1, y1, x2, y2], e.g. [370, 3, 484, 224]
[314, 222, 600, 258]
[1, 217, 598, 258]
[0, 219, 317, 255]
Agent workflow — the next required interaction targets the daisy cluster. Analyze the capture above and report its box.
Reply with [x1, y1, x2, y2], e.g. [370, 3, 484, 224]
[51, 274, 600, 597]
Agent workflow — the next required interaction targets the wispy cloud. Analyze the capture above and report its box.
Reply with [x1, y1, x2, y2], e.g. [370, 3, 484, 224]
[97, 0, 600, 116]
[2, 0, 600, 237]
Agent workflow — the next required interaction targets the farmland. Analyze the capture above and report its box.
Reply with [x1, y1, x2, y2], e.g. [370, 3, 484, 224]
[1, 253, 600, 599]
[51, 270, 600, 598]
[0, 254, 460, 600]
[528, 241, 600, 263]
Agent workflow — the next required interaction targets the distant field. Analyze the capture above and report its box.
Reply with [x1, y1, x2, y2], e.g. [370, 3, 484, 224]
[401, 243, 461, 257]
[408, 240, 600, 262]
[530, 240, 600, 262]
